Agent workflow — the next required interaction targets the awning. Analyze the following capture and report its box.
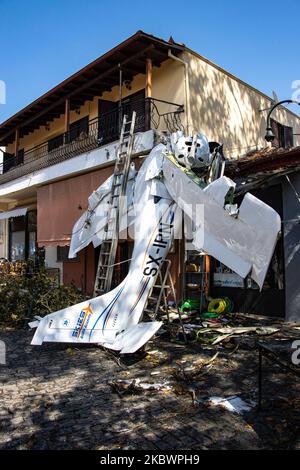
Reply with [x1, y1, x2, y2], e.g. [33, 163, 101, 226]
[0, 207, 27, 220]
[37, 167, 113, 247]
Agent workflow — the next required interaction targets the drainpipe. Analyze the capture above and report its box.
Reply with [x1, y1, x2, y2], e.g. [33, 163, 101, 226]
[168, 49, 190, 135]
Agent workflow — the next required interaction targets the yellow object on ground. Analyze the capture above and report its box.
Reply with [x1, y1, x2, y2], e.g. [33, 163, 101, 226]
[186, 263, 198, 272]
[208, 298, 227, 314]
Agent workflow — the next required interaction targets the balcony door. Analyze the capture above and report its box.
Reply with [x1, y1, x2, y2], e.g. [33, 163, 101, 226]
[3, 149, 24, 173]
[9, 210, 37, 262]
[98, 99, 119, 145]
[98, 89, 146, 145]
[121, 89, 145, 133]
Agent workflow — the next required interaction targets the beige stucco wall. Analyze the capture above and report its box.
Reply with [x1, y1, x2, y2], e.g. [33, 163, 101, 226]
[6, 52, 300, 160]
[6, 99, 99, 156]
[182, 50, 300, 157]
[5, 59, 185, 155]
[44, 246, 63, 284]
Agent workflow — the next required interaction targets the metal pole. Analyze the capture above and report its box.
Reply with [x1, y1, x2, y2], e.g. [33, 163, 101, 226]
[118, 64, 123, 134]
[258, 346, 262, 410]
[265, 100, 300, 142]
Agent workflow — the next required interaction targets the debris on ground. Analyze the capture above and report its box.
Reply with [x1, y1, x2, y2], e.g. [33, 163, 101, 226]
[107, 378, 172, 396]
[1, 327, 299, 450]
[172, 352, 219, 383]
[204, 396, 253, 414]
[194, 325, 280, 346]
[160, 309, 292, 349]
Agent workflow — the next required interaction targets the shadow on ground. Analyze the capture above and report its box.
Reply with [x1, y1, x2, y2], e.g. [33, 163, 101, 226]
[0, 328, 299, 450]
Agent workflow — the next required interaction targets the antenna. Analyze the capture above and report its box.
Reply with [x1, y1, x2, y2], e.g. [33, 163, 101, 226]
[272, 90, 279, 104]
[259, 90, 283, 113]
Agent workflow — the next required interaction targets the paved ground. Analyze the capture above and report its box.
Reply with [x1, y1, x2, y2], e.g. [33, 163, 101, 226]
[0, 328, 299, 450]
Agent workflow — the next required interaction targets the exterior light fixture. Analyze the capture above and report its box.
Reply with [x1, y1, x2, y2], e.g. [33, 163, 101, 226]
[265, 100, 300, 142]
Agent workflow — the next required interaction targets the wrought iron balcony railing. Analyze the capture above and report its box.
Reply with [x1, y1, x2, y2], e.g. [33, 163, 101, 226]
[0, 97, 184, 184]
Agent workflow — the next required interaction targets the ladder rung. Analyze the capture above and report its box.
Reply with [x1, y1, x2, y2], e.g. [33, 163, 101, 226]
[153, 285, 170, 289]
[93, 111, 136, 298]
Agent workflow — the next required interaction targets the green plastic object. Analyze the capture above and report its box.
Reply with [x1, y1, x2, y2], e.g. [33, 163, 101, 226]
[180, 298, 200, 312]
[201, 311, 220, 319]
[224, 297, 234, 313]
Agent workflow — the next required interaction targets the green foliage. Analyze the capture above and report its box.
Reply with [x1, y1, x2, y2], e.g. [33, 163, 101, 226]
[0, 261, 86, 328]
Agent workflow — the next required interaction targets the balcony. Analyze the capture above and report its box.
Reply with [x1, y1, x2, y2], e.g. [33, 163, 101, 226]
[0, 97, 184, 184]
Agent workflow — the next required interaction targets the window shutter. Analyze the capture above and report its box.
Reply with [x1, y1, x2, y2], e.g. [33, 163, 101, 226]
[57, 246, 79, 262]
[283, 126, 294, 148]
[3, 152, 15, 173]
[271, 119, 280, 148]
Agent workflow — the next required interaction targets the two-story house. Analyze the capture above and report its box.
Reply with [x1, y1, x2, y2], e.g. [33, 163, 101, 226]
[0, 31, 300, 317]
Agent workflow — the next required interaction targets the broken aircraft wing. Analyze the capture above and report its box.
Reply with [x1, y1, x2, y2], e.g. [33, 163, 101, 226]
[162, 154, 281, 289]
[30, 143, 281, 352]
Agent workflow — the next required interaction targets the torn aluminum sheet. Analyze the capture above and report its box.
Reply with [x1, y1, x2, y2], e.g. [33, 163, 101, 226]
[30, 139, 281, 353]
[69, 164, 136, 258]
[102, 322, 163, 354]
[162, 154, 281, 288]
[206, 396, 253, 414]
[108, 378, 172, 394]
[31, 151, 179, 351]
[203, 176, 235, 206]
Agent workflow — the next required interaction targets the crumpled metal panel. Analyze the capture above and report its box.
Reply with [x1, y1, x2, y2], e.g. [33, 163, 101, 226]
[69, 165, 136, 258]
[31, 150, 178, 350]
[162, 155, 281, 289]
[30, 143, 281, 352]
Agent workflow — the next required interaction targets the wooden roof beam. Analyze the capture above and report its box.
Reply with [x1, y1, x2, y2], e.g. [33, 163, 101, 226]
[0, 45, 155, 142]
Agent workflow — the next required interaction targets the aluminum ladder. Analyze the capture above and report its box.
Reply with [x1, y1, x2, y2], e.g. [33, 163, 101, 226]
[93, 111, 136, 297]
[143, 259, 187, 342]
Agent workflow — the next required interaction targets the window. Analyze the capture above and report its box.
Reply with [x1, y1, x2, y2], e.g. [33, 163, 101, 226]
[10, 231, 26, 261]
[3, 152, 15, 173]
[57, 246, 79, 262]
[48, 134, 64, 152]
[9, 210, 37, 262]
[27, 211, 37, 260]
[16, 148, 24, 165]
[28, 232, 36, 259]
[9, 215, 26, 261]
[3, 149, 24, 173]
[69, 116, 89, 142]
[271, 119, 294, 148]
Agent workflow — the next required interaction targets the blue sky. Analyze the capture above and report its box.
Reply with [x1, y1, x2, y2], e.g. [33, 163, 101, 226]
[0, 0, 299, 122]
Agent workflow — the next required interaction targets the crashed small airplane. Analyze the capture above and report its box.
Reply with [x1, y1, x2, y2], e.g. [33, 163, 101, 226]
[30, 132, 281, 353]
